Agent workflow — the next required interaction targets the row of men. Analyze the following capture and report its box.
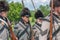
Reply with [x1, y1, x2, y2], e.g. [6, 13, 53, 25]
[0, 0, 60, 40]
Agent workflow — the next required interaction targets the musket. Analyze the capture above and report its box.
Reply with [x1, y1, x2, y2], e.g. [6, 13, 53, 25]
[22, 0, 25, 8]
[7, 18, 18, 40]
[9, 25, 18, 40]
[31, 0, 36, 11]
[49, 0, 53, 40]
[30, 0, 37, 40]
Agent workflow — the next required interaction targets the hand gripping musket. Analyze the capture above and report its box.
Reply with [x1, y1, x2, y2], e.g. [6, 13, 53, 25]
[7, 18, 18, 40]
[50, 0, 53, 40]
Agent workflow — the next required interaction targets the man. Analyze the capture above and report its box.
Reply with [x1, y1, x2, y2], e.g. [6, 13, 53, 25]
[14, 8, 32, 40]
[40, 0, 60, 40]
[0, 1, 10, 40]
[32, 10, 44, 40]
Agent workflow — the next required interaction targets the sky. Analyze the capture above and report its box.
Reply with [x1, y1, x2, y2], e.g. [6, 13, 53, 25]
[8, 0, 50, 10]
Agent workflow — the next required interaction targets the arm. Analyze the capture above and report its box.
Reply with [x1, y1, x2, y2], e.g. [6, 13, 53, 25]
[40, 21, 50, 40]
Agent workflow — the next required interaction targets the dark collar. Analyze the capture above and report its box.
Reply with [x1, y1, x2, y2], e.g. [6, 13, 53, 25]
[0, 16, 8, 22]
[53, 13, 60, 19]
[20, 18, 25, 24]
[35, 22, 41, 27]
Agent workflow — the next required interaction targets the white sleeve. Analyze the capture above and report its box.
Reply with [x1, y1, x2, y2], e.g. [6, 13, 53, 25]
[41, 21, 50, 31]
[40, 21, 50, 40]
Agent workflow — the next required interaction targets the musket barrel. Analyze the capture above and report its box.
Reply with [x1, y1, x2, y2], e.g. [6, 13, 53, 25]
[50, 0, 53, 40]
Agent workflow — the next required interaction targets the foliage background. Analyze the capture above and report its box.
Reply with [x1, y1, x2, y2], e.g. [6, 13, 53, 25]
[7, 1, 50, 26]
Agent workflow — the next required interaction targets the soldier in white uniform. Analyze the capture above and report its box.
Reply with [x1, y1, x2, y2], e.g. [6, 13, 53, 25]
[40, 0, 60, 40]
[14, 8, 32, 40]
[0, 1, 10, 40]
[32, 10, 44, 40]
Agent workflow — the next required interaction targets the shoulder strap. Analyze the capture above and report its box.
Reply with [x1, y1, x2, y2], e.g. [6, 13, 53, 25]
[52, 15, 60, 37]
[17, 22, 29, 39]
[0, 19, 9, 34]
[0, 26, 5, 34]
[35, 24, 48, 36]
[19, 22, 29, 35]
[42, 18, 50, 22]
[0, 18, 8, 26]
[17, 25, 28, 39]
[47, 15, 60, 40]
[35, 24, 42, 31]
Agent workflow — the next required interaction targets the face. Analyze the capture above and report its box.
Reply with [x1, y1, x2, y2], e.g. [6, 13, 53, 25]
[1, 11, 7, 17]
[54, 7, 60, 15]
[36, 18, 42, 24]
[22, 16, 29, 23]
[57, 7, 60, 15]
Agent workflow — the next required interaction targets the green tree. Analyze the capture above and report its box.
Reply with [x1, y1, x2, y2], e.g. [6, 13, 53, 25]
[30, 11, 35, 25]
[40, 5, 50, 16]
[8, 2, 23, 23]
